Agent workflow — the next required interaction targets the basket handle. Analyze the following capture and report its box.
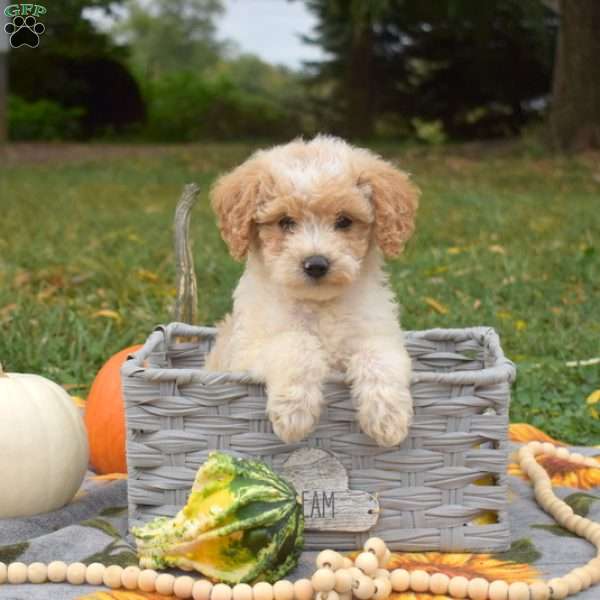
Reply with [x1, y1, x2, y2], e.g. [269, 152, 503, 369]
[173, 183, 200, 325]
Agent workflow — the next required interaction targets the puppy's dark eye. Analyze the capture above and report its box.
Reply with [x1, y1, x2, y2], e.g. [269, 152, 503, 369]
[335, 215, 353, 230]
[278, 216, 296, 232]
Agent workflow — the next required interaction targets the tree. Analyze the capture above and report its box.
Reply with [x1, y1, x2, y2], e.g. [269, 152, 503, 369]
[550, 0, 600, 150]
[114, 0, 225, 78]
[303, 0, 557, 140]
[303, 1, 390, 139]
[8, 0, 146, 138]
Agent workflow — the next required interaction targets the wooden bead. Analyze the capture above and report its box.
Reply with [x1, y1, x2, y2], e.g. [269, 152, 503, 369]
[7, 562, 28, 584]
[390, 569, 410, 592]
[193, 579, 214, 600]
[570, 452, 584, 463]
[379, 549, 391, 568]
[317, 550, 344, 571]
[447, 575, 469, 598]
[467, 577, 488, 600]
[528, 441, 543, 454]
[66, 562, 87, 585]
[274, 581, 295, 600]
[103, 565, 124, 589]
[372, 577, 391, 600]
[316, 592, 339, 600]
[213, 582, 234, 600]
[541, 443, 556, 455]
[430, 573, 450, 595]
[355, 552, 379, 576]
[233, 582, 254, 600]
[334, 569, 353, 593]
[121, 566, 140, 590]
[518, 446, 532, 461]
[508, 581, 529, 600]
[374, 569, 390, 579]
[547, 578, 568, 600]
[293, 578, 314, 600]
[364, 537, 387, 560]
[312, 568, 336, 592]
[27, 562, 47, 584]
[342, 557, 353, 569]
[563, 572, 582, 594]
[572, 567, 592, 589]
[564, 514, 581, 531]
[138, 569, 158, 593]
[555, 447, 570, 460]
[553, 505, 574, 524]
[409, 570, 429, 593]
[0, 562, 6, 584]
[546, 499, 563, 515]
[47, 561, 68, 583]
[85, 563, 105, 585]
[488, 580, 509, 600]
[174, 575, 196, 599]
[352, 576, 375, 600]
[254, 582, 273, 600]
[337, 594, 351, 600]
[348, 567, 363, 580]
[586, 558, 600, 583]
[528, 581, 550, 600]
[575, 517, 591, 536]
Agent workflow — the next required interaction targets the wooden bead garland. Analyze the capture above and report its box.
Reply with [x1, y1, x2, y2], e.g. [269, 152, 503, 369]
[0, 443, 599, 600]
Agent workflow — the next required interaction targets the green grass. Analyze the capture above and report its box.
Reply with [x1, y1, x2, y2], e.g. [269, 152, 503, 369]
[1, 142, 599, 444]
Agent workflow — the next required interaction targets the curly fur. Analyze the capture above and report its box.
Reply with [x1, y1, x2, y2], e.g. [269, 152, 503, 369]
[206, 135, 419, 446]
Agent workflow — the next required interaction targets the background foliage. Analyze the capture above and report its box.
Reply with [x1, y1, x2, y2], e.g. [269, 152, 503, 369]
[7, 0, 559, 142]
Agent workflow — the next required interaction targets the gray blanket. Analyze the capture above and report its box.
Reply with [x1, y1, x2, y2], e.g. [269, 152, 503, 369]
[1, 433, 600, 599]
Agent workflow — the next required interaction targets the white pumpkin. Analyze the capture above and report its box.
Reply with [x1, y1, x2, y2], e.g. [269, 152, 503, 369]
[0, 363, 89, 518]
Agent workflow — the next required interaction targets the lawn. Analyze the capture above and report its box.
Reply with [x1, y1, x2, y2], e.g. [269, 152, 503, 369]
[1, 142, 598, 444]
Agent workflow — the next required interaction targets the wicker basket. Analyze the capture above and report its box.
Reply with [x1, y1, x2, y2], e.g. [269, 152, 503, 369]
[122, 322, 515, 552]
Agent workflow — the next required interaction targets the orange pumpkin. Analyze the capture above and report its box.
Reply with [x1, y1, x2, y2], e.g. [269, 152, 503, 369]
[84, 345, 142, 474]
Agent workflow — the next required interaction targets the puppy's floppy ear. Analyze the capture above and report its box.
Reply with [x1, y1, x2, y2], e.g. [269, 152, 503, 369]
[357, 155, 420, 257]
[210, 158, 274, 261]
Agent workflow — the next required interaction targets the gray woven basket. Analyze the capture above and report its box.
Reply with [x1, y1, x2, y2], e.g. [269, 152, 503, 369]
[122, 322, 515, 552]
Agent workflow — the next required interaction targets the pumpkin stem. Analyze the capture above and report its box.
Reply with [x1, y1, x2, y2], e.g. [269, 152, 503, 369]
[173, 183, 200, 325]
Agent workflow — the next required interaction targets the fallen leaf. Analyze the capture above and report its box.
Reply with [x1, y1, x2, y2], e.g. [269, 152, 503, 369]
[90, 473, 128, 481]
[473, 299, 481, 310]
[92, 309, 122, 322]
[71, 395, 86, 409]
[587, 390, 600, 419]
[423, 297, 449, 315]
[136, 269, 160, 283]
[447, 246, 463, 255]
[37, 285, 58, 302]
[62, 383, 87, 391]
[514, 320, 527, 331]
[13, 271, 31, 288]
[488, 244, 506, 254]
[0, 303, 17, 323]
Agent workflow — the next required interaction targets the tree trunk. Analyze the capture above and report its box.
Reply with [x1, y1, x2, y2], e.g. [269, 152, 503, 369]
[344, 23, 374, 140]
[0, 52, 7, 144]
[550, 0, 600, 151]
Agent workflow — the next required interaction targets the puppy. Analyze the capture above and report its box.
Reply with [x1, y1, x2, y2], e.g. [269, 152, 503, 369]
[205, 135, 419, 447]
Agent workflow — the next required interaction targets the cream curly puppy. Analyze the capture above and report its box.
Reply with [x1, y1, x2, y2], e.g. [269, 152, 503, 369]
[205, 135, 419, 447]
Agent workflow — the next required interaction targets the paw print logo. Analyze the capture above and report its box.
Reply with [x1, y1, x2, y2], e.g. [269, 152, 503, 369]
[4, 15, 45, 48]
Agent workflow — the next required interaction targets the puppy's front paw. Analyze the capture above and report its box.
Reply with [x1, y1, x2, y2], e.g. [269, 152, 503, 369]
[358, 389, 413, 447]
[268, 386, 323, 443]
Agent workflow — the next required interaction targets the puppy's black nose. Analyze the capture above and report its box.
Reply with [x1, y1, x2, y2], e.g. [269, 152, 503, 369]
[303, 255, 330, 279]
